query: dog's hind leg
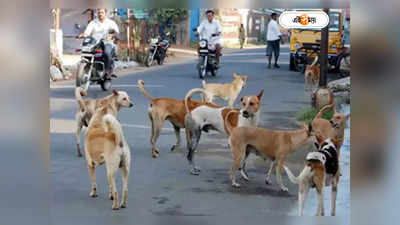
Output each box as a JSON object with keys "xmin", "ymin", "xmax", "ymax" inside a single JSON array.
[
  {"xmin": 106, "ymin": 163, "xmax": 119, "ymax": 210},
  {"xmin": 265, "ymin": 159, "xmax": 275, "ymax": 184},
  {"xmin": 170, "ymin": 124, "xmax": 181, "ymax": 151},
  {"xmin": 87, "ymin": 163, "xmax": 97, "ymax": 197},
  {"xmin": 149, "ymin": 113, "xmax": 163, "ymax": 158},
  {"xmin": 316, "ymin": 185, "xmax": 325, "ymax": 216},
  {"xmin": 298, "ymin": 183, "xmax": 310, "ymax": 216},
  {"xmin": 76, "ymin": 115, "xmax": 83, "ymax": 157},
  {"xmin": 120, "ymin": 157, "xmax": 130, "ymax": 208},
  {"xmin": 331, "ymin": 173, "xmax": 339, "ymax": 216},
  {"xmin": 186, "ymin": 126, "xmax": 202, "ymax": 175}
]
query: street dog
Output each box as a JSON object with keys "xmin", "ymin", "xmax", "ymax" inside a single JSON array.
[
  {"xmin": 84, "ymin": 90, "xmax": 133, "ymax": 210},
  {"xmin": 311, "ymin": 103, "xmax": 350, "ymax": 154},
  {"xmin": 226, "ymin": 120, "xmax": 311, "ymax": 192},
  {"xmin": 305, "ymin": 56, "xmax": 320, "ymax": 91},
  {"xmin": 138, "ymin": 80, "xmax": 215, "ymax": 158},
  {"xmin": 184, "ymin": 88, "xmax": 263, "ymax": 175},
  {"xmin": 284, "ymin": 136, "xmax": 341, "ymax": 216},
  {"xmin": 202, "ymin": 72, "xmax": 248, "ymax": 108},
  {"xmin": 75, "ymin": 88, "xmax": 133, "ymax": 157}
]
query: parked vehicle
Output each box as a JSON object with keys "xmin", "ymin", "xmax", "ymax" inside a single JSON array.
[
  {"xmin": 193, "ymin": 29, "xmax": 219, "ymax": 79},
  {"xmin": 75, "ymin": 30, "xmax": 117, "ymax": 91},
  {"xmin": 289, "ymin": 9, "xmax": 350, "ymax": 74},
  {"xmin": 145, "ymin": 33, "xmax": 170, "ymax": 67}
]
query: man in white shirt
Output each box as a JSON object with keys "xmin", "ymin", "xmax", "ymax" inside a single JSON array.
[
  {"xmin": 197, "ymin": 10, "xmax": 222, "ymax": 66},
  {"xmin": 78, "ymin": 9, "xmax": 120, "ymax": 78},
  {"xmin": 266, "ymin": 13, "xmax": 282, "ymax": 69}
]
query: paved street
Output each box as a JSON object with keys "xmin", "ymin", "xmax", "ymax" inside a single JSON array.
[{"xmin": 50, "ymin": 46, "xmax": 350, "ymax": 222}]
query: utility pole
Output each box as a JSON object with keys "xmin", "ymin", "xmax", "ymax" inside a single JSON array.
[
  {"xmin": 319, "ymin": 8, "xmax": 329, "ymax": 87},
  {"xmin": 313, "ymin": 8, "xmax": 334, "ymax": 110},
  {"xmin": 126, "ymin": 8, "xmax": 130, "ymax": 61}
]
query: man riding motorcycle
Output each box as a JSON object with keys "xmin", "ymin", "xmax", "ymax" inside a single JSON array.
[
  {"xmin": 78, "ymin": 8, "xmax": 120, "ymax": 79},
  {"xmin": 196, "ymin": 9, "xmax": 222, "ymax": 66}
]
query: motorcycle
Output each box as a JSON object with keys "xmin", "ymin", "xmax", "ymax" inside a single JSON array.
[
  {"xmin": 145, "ymin": 33, "xmax": 170, "ymax": 67},
  {"xmin": 193, "ymin": 29, "xmax": 220, "ymax": 79},
  {"xmin": 75, "ymin": 29, "xmax": 117, "ymax": 91}
]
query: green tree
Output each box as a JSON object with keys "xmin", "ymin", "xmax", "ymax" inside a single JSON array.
[{"xmin": 148, "ymin": 8, "xmax": 188, "ymax": 25}]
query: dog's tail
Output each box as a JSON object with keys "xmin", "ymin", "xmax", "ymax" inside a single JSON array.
[
  {"xmin": 137, "ymin": 80, "xmax": 153, "ymax": 101},
  {"xmin": 75, "ymin": 87, "xmax": 88, "ymax": 111},
  {"xmin": 311, "ymin": 56, "xmax": 319, "ymax": 66},
  {"xmin": 315, "ymin": 103, "xmax": 334, "ymax": 119},
  {"xmin": 102, "ymin": 114, "xmax": 125, "ymax": 148},
  {"xmin": 283, "ymin": 165, "xmax": 312, "ymax": 184},
  {"xmin": 184, "ymin": 88, "xmax": 207, "ymax": 114},
  {"xmin": 224, "ymin": 110, "xmax": 236, "ymax": 136}
]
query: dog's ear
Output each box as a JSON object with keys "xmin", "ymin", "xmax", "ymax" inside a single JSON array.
[
  {"xmin": 232, "ymin": 72, "xmax": 238, "ymax": 78},
  {"xmin": 240, "ymin": 97, "xmax": 243, "ymax": 103},
  {"xmin": 112, "ymin": 89, "xmax": 119, "ymax": 96},
  {"xmin": 242, "ymin": 76, "xmax": 248, "ymax": 82},
  {"xmin": 257, "ymin": 90, "xmax": 264, "ymax": 101}
]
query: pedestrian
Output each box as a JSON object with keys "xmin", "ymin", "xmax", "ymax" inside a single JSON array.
[
  {"xmin": 238, "ymin": 23, "xmax": 246, "ymax": 49},
  {"xmin": 266, "ymin": 13, "xmax": 282, "ymax": 69}
]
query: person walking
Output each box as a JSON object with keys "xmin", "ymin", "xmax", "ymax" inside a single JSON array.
[
  {"xmin": 266, "ymin": 13, "xmax": 282, "ymax": 69},
  {"xmin": 238, "ymin": 24, "xmax": 246, "ymax": 49}
]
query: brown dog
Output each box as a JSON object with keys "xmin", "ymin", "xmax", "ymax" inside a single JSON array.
[
  {"xmin": 202, "ymin": 73, "xmax": 248, "ymax": 108},
  {"xmin": 84, "ymin": 90, "xmax": 133, "ymax": 210},
  {"xmin": 226, "ymin": 119, "xmax": 312, "ymax": 191},
  {"xmin": 305, "ymin": 56, "xmax": 320, "ymax": 91},
  {"xmin": 75, "ymin": 88, "xmax": 132, "ymax": 157},
  {"xmin": 311, "ymin": 103, "xmax": 350, "ymax": 154},
  {"xmin": 137, "ymin": 80, "xmax": 214, "ymax": 158},
  {"xmin": 284, "ymin": 135, "xmax": 342, "ymax": 216}
]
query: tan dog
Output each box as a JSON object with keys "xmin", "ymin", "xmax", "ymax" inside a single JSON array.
[
  {"xmin": 284, "ymin": 136, "xmax": 341, "ymax": 216},
  {"xmin": 311, "ymin": 103, "xmax": 350, "ymax": 154},
  {"xmin": 226, "ymin": 121, "xmax": 311, "ymax": 191},
  {"xmin": 184, "ymin": 88, "xmax": 263, "ymax": 175},
  {"xmin": 84, "ymin": 90, "xmax": 133, "ymax": 210},
  {"xmin": 137, "ymin": 80, "xmax": 213, "ymax": 158},
  {"xmin": 75, "ymin": 88, "xmax": 132, "ymax": 157},
  {"xmin": 202, "ymin": 72, "xmax": 248, "ymax": 108},
  {"xmin": 305, "ymin": 56, "xmax": 320, "ymax": 91}
]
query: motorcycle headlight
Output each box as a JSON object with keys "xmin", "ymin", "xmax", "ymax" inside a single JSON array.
[
  {"xmin": 294, "ymin": 42, "xmax": 301, "ymax": 49},
  {"xmin": 199, "ymin": 40, "xmax": 207, "ymax": 48}
]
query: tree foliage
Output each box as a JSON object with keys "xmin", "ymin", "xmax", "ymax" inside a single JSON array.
[{"xmin": 148, "ymin": 8, "xmax": 188, "ymax": 25}]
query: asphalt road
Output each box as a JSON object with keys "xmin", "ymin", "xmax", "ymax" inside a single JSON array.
[{"xmin": 50, "ymin": 46, "xmax": 350, "ymax": 223}]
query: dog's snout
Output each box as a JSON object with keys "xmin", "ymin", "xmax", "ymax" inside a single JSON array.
[{"xmin": 242, "ymin": 111, "xmax": 249, "ymax": 118}]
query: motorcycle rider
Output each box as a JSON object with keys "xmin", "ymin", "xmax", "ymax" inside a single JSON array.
[
  {"xmin": 196, "ymin": 9, "xmax": 222, "ymax": 66},
  {"xmin": 78, "ymin": 8, "xmax": 120, "ymax": 78}
]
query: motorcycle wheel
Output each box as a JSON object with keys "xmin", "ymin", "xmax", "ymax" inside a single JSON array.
[
  {"xmin": 145, "ymin": 53, "xmax": 154, "ymax": 67},
  {"xmin": 100, "ymin": 79, "xmax": 112, "ymax": 91},
  {"xmin": 75, "ymin": 62, "xmax": 90, "ymax": 91}
]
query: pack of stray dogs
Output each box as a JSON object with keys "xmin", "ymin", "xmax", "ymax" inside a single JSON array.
[{"xmin": 74, "ymin": 72, "xmax": 349, "ymax": 215}]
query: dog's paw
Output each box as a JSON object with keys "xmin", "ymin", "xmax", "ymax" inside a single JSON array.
[
  {"xmin": 120, "ymin": 203, "xmax": 127, "ymax": 208},
  {"xmin": 190, "ymin": 169, "xmax": 200, "ymax": 175},
  {"xmin": 152, "ymin": 152, "xmax": 159, "ymax": 158},
  {"xmin": 265, "ymin": 178, "xmax": 271, "ymax": 185},
  {"xmin": 112, "ymin": 205, "xmax": 120, "ymax": 210},
  {"xmin": 89, "ymin": 192, "xmax": 98, "ymax": 198},
  {"xmin": 232, "ymin": 182, "xmax": 241, "ymax": 188},
  {"xmin": 170, "ymin": 145, "xmax": 180, "ymax": 151},
  {"xmin": 280, "ymin": 186, "xmax": 289, "ymax": 192}
]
